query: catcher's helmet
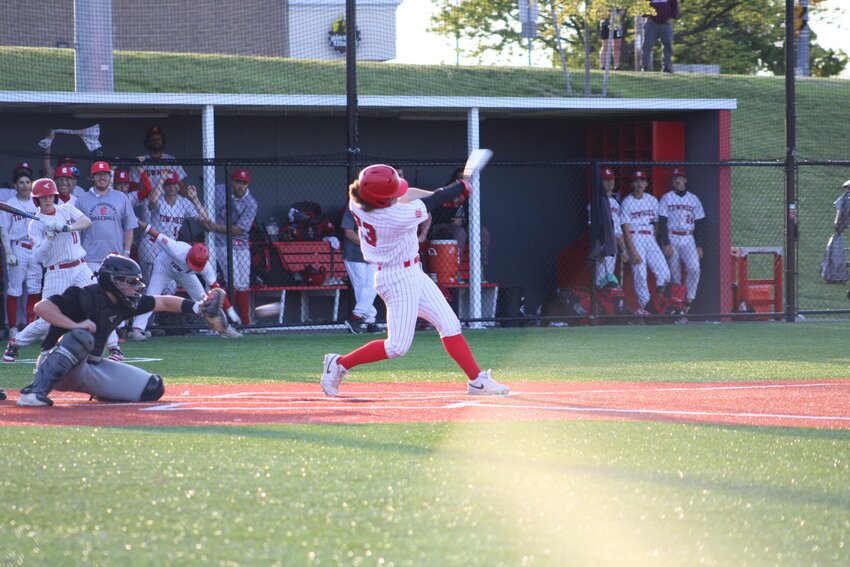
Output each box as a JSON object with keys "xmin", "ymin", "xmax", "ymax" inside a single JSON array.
[
  {"xmin": 357, "ymin": 164, "xmax": 408, "ymax": 209},
  {"xmin": 31, "ymin": 178, "xmax": 60, "ymax": 207},
  {"xmin": 186, "ymin": 243, "xmax": 209, "ymax": 273},
  {"xmin": 97, "ymin": 254, "xmax": 146, "ymax": 309}
]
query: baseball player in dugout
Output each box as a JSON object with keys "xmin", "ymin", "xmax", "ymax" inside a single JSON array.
[
  {"xmin": 129, "ymin": 220, "xmax": 242, "ymax": 340},
  {"xmin": 4, "ymin": 179, "xmax": 92, "ymax": 363},
  {"xmin": 16, "ymin": 253, "xmax": 232, "ymax": 407},
  {"xmin": 658, "ymin": 168, "xmax": 705, "ymax": 313},
  {"xmin": 1, "ymin": 168, "xmax": 42, "ymax": 336},
  {"xmin": 201, "ymin": 168, "xmax": 257, "ymax": 326},
  {"xmin": 620, "ymin": 169, "xmax": 671, "ymax": 314},
  {"xmin": 592, "ymin": 167, "xmax": 631, "ymax": 286},
  {"xmin": 321, "ymin": 164, "xmax": 509, "ymax": 397}
]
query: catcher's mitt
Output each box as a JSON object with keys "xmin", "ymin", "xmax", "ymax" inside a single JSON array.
[{"xmin": 199, "ymin": 288, "xmax": 228, "ymax": 333}]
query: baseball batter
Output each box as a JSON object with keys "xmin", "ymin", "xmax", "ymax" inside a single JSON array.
[
  {"xmin": 0, "ymin": 171, "xmax": 42, "ymax": 335},
  {"xmin": 3, "ymin": 179, "xmax": 93, "ymax": 363},
  {"xmin": 130, "ymin": 221, "xmax": 241, "ymax": 339},
  {"xmin": 620, "ymin": 170, "xmax": 670, "ymax": 313},
  {"xmin": 16, "ymin": 254, "xmax": 227, "ymax": 407},
  {"xmin": 658, "ymin": 168, "xmax": 705, "ymax": 308},
  {"xmin": 321, "ymin": 164, "xmax": 509, "ymax": 397}
]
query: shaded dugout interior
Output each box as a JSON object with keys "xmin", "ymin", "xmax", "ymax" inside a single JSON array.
[{"xmin": 0, "ymin": 99, "xmax": 733, "ymax": 319}]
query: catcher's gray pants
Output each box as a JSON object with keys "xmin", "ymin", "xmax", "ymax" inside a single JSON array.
[{"xmin": 49, "ymin": 357, "xmax": 159, "ymax": 402}]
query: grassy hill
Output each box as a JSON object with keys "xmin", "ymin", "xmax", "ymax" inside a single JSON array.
[{"xmin": 1, "ymin": 47, "xmax": 849, "ymax": 310}]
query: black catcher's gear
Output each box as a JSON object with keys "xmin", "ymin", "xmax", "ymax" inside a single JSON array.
[{"xmin": 97, "ymin": 254, "xmax": 146, "ymax": 309}]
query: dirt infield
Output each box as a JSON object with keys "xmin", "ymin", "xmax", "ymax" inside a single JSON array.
[{"xmin": 3, "ymin": 379, "xmax": 850, "ymax": 429}]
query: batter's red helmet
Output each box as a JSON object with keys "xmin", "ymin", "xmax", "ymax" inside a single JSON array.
[
  {"xmin": 357, "ymin": 164, "xmax": 408, "ymax": 209},
  {"xmin": 186, "ymin": 243, "xmax": 209, "ymax": 272},
  {"xmin": 32, "ymin": 177, "xmax": 60, "ymax": 207}
]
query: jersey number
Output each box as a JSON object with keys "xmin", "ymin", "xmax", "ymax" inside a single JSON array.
[{"xmin": 351, "ymin": 212, "xmax": 377, "ymax": 246}]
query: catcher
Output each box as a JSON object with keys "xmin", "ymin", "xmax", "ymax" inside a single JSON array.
[{"xmin": 17, "ymin": 254, "xmax": 231, "ymax": 407}]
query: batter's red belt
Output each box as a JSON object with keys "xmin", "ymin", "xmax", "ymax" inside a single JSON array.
[
  {"xmin": 48, "ymin": 258, "xmax": 84, "ymax": 271},
  {"xmin": 13, "ymin": 239, "xmax": 33, "ymax": 249},
  {"xmin": 377, "ymin": 255, "xmax": 420, "ymax": 271},
  {"xmin": 671, "ymin": 230, "xmax": 692, "ymax": 236},
  {"xmin": 630, "ymin": 230, "xmax": 653, "ymax": 235}
]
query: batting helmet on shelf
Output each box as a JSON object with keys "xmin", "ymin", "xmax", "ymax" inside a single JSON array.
[
  {"xmin": 357, "ymin": 164, "xmax": 408, "ymax": 209},
  {"xmin": 186, "ymin": 243, "xmax": 209, "ymax": 273},
  {"xmin": 31, "ymin": 178, "xmax": 60, "ymax": 207}
]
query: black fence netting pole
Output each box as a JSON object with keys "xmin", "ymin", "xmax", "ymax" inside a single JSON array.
[{"xmin": 784, "ymin": 0, "xmax": 798, "ymax": 322}]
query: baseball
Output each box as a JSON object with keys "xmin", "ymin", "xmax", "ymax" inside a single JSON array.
[{"xmin": 254, "ymin": 302, "xmax": 281, "ymax": 317}]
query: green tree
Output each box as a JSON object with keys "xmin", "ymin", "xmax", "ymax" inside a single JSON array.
[{"xmin": 430, "ymin": 0, "xmax": 847, "ymax": 77}]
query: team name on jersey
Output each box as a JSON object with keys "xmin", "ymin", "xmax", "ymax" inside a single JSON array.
[
  {"xmin": 626, "ymin": 209, "xmax": 656, "ymax": 219},
  {"xmin": 666, "ymin": 203, "xmax": 696, "ymax": 213}
]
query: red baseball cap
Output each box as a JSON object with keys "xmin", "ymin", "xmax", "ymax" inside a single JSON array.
[
  {"xmin": 231, "ymin": 168, "xmax": 251, "ymax": 183},
  {"xmin": 601, "ymin": 167, "xmax": 616, "ymax": 180},
  {"xmin": 186, "ymin": 243, "xmax": 209, "ymax": 272},
  {"xmin": 57, "ymin": 155, "xmax": 77, "ymax": 166},
  {"xmin": 54, "ymin": 165, "xmax": 76, "ymax": 179},
  {"xmin": 631, "ymin": 170, "xmax": 648, "ymax": 180},
  {"xmin": 13, "ymin": 161, "xmax": 34, "ymax": 175},
  {"xmin": 91, "ymin": 161, "xmax": 111, "ymax": 175},
  {"xmin": 146, "ymin": 126, "xmax": 164, "ymax": 137},
  {"xmin": 164, "ymin": 170, "xmax": 181, "ymax": 184},
  {"xmin": 114, "ymin": 169, "xmax": 131, "ymax": 184},
  {"xmin": 671, "ymin": 167, "xmax": 687, "ymax": 178}
]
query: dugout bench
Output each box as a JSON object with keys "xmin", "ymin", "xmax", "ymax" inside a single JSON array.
[{"xmin": 249, "ymin": 241, "xmax": 348, "ymax": 324}]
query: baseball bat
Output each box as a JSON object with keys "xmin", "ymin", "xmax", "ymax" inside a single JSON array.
[
  {"xmin": 0, "ymin": 201, "xmax": 43, "ymax": 223},
  {"xmin": 462, "ymin": 148, "xmax": 493, "ymax": 180}
]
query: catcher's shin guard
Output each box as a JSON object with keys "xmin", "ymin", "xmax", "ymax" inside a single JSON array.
[
  {"xmin": 24, "ymin": 328, "xmax": 94, "ymax": 398},
  {"xmin": 140, "ymin": 374, "xmax": 165, "ymax": 402}
]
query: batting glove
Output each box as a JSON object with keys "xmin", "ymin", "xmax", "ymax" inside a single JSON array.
[{"xmin": 5, "ymin": 251, "xmax": 17, "ymax": 266}]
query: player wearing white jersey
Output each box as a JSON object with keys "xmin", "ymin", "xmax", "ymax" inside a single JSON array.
[
  {"xmin": 0, "ymin": 171, "xmax": 42, "ymax": 336},
  {"xmin": 53, "ymin": 165, "xmax": 79, "ymax": 208},
  {"xmin": 320, "ymin": 164, "xmax": 509, "ymax": 397},
  {"xmin": 3, "ymin": 179, "xmax": 93, "ymax": 362},
  {"xmin": 658, "ymin": 168, "xmax": 705, "ymax": 309},
  {"xmin": 129, "ymin": 221, "xmax": 241, "ymax": 340},
  {"xmin": 620, "ymin": 170, "xmax": 670, "ymax": 314},
  {"xmin": 149, "ymin": 171, "xmax": 208, "ymax": 240}
]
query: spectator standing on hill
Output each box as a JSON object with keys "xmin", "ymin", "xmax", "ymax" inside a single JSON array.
[
  {"xmin": 642, "ymin": 0, "xmax": 679, "ymax": 73},
  {"xmin": 599, "ymin": 7, "xmax": 626, "ymax": 70},
  {"xmin": 202, "ymin": 168, "xmax": 257, "ymax": 326}
]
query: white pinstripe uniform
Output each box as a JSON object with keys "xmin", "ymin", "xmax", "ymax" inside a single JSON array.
[
  {"xmin": 0, "ymin": 195, "xmax": 42, "ymax": 296},
  {"xmin": 132, "ymin": 233, "xmax": 217, "ymax": 331},
  {"xmin": 659, "ymin": 190, "xmax": 705, "ymax": 302},
  {"xmin": 13, "ymin": 204, "xmax": 95, "ymax": 346},
  {"xmin": 351, "ymin": 197, "xmax": 461, "ymax": 359},
  {"xmin": 621, "ymin": 192, "xmax": 670, "ymax": 308}
]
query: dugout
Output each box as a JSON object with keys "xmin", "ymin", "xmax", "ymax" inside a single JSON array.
[{"xmin": 0, "ymin": 93, "xmax": 735, "ymax": 321}]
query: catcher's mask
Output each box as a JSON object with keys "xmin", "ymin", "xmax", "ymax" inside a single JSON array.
[
  {"xmin": 357, "ymin": 164, "xmax": 408, "ymax": 208},
  {"xmin": 98, "ymin": 254, "xmax": 146, "ymax": 309}
]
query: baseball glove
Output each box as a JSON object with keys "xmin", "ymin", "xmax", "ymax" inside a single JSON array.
[{"xmin": 199, "ymin": 288, "xmax": 228, "ymax": 333}]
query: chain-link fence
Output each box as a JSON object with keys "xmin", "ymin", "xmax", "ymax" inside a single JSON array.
[{"xmin": 0, "ymin": 1, "xmax": 849, "ymax": 337}]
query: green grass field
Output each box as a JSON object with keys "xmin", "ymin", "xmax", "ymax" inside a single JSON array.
[{"xmin": 3, "ymin": 324, "xmax": 850, "ymax": 565}]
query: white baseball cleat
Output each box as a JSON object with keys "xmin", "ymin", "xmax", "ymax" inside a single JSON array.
[
  {"xmin": 321, "ymin": 353, "xmax": 349, "ymax": 397},
  {"xmin": 467, "ymin": 369, "xmax": 510, "ymax": 396},
  {"xmin": 219, "ymin": 325, "xmax": 243, "ymax": 339},
  {"xmin": 127, "ymin": 328, "xmax": 149, "ymax": 342}
]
